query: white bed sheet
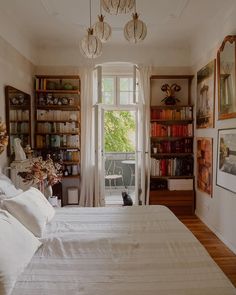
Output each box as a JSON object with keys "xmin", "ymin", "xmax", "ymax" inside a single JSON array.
[{"xmin": 12, "ymin": 205, "xmax": 236, "ymax": 295}]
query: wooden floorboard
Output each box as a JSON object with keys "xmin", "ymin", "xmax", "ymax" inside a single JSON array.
[{"xmin": 179, "ymin": 215, "xmax": 236, "ymax": 288}]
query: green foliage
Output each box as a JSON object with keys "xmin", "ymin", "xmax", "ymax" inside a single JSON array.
[{"xmin": 104, "ymin": 111, "xmax": 135, "ymax": 152}]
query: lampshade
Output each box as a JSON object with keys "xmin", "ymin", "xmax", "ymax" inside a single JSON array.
[
  {"xmin": 124, "ymin": 13, "xmax": 147, "ymax": 43},
  {"xmin": 80, "ymin": 28, "xmax": 102, "ymax": 59},
  {"xmin": 101, "ymin": 0, "xmax": 135, "ymax": 15},
  {"xmin": 93, "ymin": 15, "xmax": 112, "ymax": 43}
]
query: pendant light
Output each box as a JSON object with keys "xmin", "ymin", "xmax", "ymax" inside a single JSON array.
[
  {"xmin": 101, "ymin": 0, "xmax": 135, "ymax": 15},
  {"xmin": 80, "ymin": 0, "xmax": 102, "ymax": 58},
  {"xmin": 124, "ymin": 1, "xmax": 147, "ymax": 43},
  {"xmin": 93, "ymin": 1, "xmax": 112, "ymax": 43}
]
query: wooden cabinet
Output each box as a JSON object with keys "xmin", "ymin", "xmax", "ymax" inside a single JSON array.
[
  {"xmin": 34, "ymin": 75, "xmax": 81, "ymax": 205},
  {"xmin": 5, "ymin": 86, "xmax": 32, "ymax": 159},
  {"xmin": 149, "ymin": 75, "xmax": 195, "ymax": 215}
]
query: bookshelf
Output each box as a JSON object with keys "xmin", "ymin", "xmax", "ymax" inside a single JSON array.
[
  {"xmin": 149, "ymin": 75, "xmax": 195, "ymax": 215},
  {"xmin": 34, "ymin": 75, "xmax": 81, "ymax": 205},
  {"xmin": 5, "ymin": 86, "xmax": 31, "ymax": 158}
]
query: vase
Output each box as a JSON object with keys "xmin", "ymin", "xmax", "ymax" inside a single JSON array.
[{"xmin": 44, "ymin": 185, "xmax": 53, "ymax": 199}]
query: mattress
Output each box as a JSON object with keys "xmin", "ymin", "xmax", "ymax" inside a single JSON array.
[{"xmin": 12, "ymin": 205, "xmax": 236, "ymax": 295}]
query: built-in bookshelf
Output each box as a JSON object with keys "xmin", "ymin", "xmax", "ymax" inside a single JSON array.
[
  {"xmin": 149, "ymin": 75, "xmax": 195, "ymax": 216},
  {"xmin": 5, "ymin": 86, "xmax": 31, "ymax": 158},
  {"xmin": 34, "ymin": 75, "xmax": 81, "ymax": 205}
]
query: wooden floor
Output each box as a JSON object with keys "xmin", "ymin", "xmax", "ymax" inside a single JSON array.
[{"xmin": 179, "ymin": 215, "xmax": 236, "ymax": 288}]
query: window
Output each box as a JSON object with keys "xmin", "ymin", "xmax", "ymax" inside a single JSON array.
[{"xmin": 102, "ymin": 75, "xmax": 137, "ymax": 106}]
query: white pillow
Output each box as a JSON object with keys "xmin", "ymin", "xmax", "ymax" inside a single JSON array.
[
  {"xmin": 0, "ymin": 176, "xmax": 23, "ymax": 197},
  {"xmin": 2, "ymin": 187, "xmax": 55, "ymax": 237},
  {"xmin": 0, "ymin": 209, "xmax": 41, "ymax": 295}
]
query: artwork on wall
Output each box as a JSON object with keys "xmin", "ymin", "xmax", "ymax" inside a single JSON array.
[
  {"xmin": 217, "ymin": 128, "xmax": 236, "ymax": 193},
  {"xmin": 197, "ymin": 137, "xmax": 213, "ymax": 196},
  {"xmin": 217, "ymin": 35, "xmax": 236, "ymax": 120},
  {"xmin": 196, "ymin": 60, "xmax": 215, "ymax": 128}
]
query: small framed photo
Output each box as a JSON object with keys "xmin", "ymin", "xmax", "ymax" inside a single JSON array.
[
  {"xmin": 196, "ymin": 60, "xmax": 215, "ymax": 128},
  {"xmin": 216, "ymin": 128, "xmax": 236, "ymax": 193},
  {"xmin": 197, "ymin": 137, "xmax": 213, "ymax": 196}
]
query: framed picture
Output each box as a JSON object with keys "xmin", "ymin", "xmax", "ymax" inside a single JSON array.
[
  {"xmin": 216, "ymin": 128, "xmax": 236, "ymax": 193},
  {"xmin": 217, "ymin": 35, "xmax": 236, "ymax": 120},
  {"xmin": 196, "ymin": 60, "xmax": 215, "ymax": 128},
  {"xmin": 197, "ymin": 137, "xmax": 213, "ymax": 196}
]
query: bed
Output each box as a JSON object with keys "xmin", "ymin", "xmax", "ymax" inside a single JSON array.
[{"xmin": 12, "ymin": 205, "xmax": 236, "ymax": 295}]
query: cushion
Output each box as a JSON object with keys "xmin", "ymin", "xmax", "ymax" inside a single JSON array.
[
  {"xmin": 2, "ymin": 187, "xmax": 55, "ymax": 237},
  {"xmin": 0, "ymin": 209, "xmax": 41, "ymax": 295},
  {"xmin": 0, "ymin": 174, "xmax": 23, "ymax": 197}
]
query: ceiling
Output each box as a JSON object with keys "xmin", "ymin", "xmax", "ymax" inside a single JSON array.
[{"xmin": 0, "ymin": 0, "xmax": 234, "ymax": 50}]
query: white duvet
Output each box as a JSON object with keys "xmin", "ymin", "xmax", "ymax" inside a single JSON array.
[{"xmin": 12, "ymin": 205, "xmax": 236, "ymax": 295}]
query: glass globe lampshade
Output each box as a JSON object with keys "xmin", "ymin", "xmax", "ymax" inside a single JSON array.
[
  {"xmin": 80, "ymin": 28, "xmax": 102, "ymax": 58},
  {"xmin": 124, "ymin": 13, "xmax": 147, "ymax": 43},
  {"xmin": 93, "ymin": 15, "xmax": 112, "ymax": 43},
  {"xmin": 101, "ymin": 0, "xmax": 135, "ymax": 15}
]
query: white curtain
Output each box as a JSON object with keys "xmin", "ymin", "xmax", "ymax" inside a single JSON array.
[
  {"xmin": 137, "ymin": 65, "xmax": 152, "ymax": 205},
  {"xmin": 79, "ymin": 67, "xmax": 96, "ymax": 206}
]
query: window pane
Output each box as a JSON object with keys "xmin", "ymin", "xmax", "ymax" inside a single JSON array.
[
  {"xmin": 102, "ymin": 77, "xmax": 115, "ymax": 104},
  {"xmin": 103, "ymin": 92, "xmax": 113, "ymax": 105},
  {"xmin": 120, "ymin": 78, "xmax": 133, "ymax": 91},
  {"xmin": 120, "ymin": 91, "xmax": 133, "ymax": 105}
]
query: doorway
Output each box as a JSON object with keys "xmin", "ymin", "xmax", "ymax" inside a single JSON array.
[{"xmin": 103, "ymin": 109, "xmax": 136, "ymax": 206}]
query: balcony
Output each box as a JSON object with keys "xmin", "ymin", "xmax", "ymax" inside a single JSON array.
[{"xmin": 104, "ymin": 152, "xmax": 135, "ymax": 206}]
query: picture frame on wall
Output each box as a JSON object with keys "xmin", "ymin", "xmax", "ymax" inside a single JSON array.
[
  {"xmin": 216, "ymin": 128, "xmax": 236, "ymax": 193},
  {"xmin": 197, "ymin": 137, "xmax": 213, "ymax": 196},
  {"xmin": 196, "ymin": 60, "xmax": 215, "ymax": 128}
]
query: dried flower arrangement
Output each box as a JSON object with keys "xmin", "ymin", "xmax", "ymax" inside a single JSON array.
[
  {"xmin": 0, "ymin": 120, "xmax": 8, "ymax": 155},
  {"xmin": 18, "ymin": 156, "xmax": 62, "ymax": 186}
]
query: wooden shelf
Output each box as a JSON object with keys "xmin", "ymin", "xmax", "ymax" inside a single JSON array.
[
  {"xmin": 9, "ymin": 105, "xmax": 30, "ymax": 110},
  {"xmin": 10, "ymin": 133, "xmax": 29, "ymax": 135},
  {"xmin": 150, "ymin": 119, "xmax": 193, "ymax": 123},
  {"xmin": 37, "ymin": 120, "xmax": 78, "ymax": 123},
  {"xmin": 151, "ymin": 136, "xmax": 193, "ymax": 140},
  {"xmin": 34, "ymin": 147, "xmax": 80, "ymax": 150},
  {"xmin": 10, "ymin": 120, "xmax": 29, "ymax": 123},
  {"xmin": 36, "ymin": 89, "xmax": 80, "ymax": 94},
  {"xmin": 63, "ymin": 161, "xmax": 80, "ymax": 164},
  {"xmin": 35, "ymin": 132, "xmax": 79, "ymax": 135},
  {"xmin": 35, "ymin": 75, "xmax": 80, "ymax": 79},
  {"xmin": 151, "ymin": 153, "xmax": 193, "ymax": 157},
  {"xmin": 150, "ymin": 105, "xmax": 193, "ymax": 109},
  {"xmin": 36, "ymin": 105, "xmax": 80, "ymax": 111},
  {"xmin": 150, "ymin": 175, "xmax": 194, "ymax": 179},
  {"xmin": 62, "ymin": 175, "xmax": 80, "ymax": 179}
]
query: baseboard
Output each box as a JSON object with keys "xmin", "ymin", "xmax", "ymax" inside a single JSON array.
[{"xmin": 195, "ymin": 210, "xmax": 236, "ymax": 255}]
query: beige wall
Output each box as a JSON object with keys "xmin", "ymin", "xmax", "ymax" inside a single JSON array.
[{"xmin": 0, "ymin": 36, "xmax": 34, "ymax": 170}]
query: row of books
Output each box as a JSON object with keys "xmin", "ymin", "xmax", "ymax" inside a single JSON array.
[
  {"xmin": 151, "ymin": 123, "xmax": 192, "ymax": 137},
  {"xmin": 151, "ymin": 107, "xmax": 192, "ymax": 120},
  {"xmin": 36, "ymin": 135, "xmax": 80, "ymax": 149},
  {"xmin": 37, "ymin": 110, "xmax": 79, "ymax": 121},
  {"xmin": 10, "ymin": 122, "xmax": 29, "ymax": 134},
  {"xmin": 10, "ymin": 110, "xmax": 29, "ymax": 121},
  {"xmin": 37, "ymin": 122, "xmax": 79, "ymax": 134},
  {"xmin": 60, "ymin": 150, "xmax": 80, "ymax": 162},
  {"xmin": 152, "ymin": 138, "xmax": 193, "ymax": 154},
  {"xmin": 150, "ymin": 157, "xmax": 193, "ymax": 177}
]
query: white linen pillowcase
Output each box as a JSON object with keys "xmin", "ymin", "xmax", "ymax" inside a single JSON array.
[
  {"xmin": 0, "ymin": 173, "xmax": 22, "ymax": 197},
  {"xmin": 3, "ymin": 187, "xmax": 55, "ymax": 237},
  {"xmin": 0, "ymin": 209, "xmax": 41, "ymax": 295}
]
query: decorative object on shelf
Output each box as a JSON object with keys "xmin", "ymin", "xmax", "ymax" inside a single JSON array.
[
  {"xmin": 24, "ymin": 144, "xmax": 33, "ymax": 159},
  {"xmin": 216, "ymin": 128, "xmax": 236, "ymax": 193},
  {"xmin": 217, "ymin": 35, "xmax": 236, "ymax": 120},
  {"xmin": 197, "ymin": 137, "xmax": 213, "ymax": 196},
  {"xmin": 14, "ymin": 138, "xmax": 27, "ymax": 161},
  {"xmin": 0, "ymin": 119, "xmax": 8, "ymax": 155},
  {"xmin": 160, "ymin": 83, "xmax": 181, "ymax": 105},
  {"xmin": 63, "ymin": 83, "xmax": 73, "ymax": 90},
  {"xmin": 17, "ymin": 156, "xmax": 62, "ymax": 197},
  {"xmin": 80, "ymin": 0, "xmax": 102, "ymax": 59},
  {"xmin": 101, "ymin": 0, "xmax": 135, "ymax": 15},
  {"xmin": 124, "ymin": 1, "xmax": 147, "ymax": 43},
  {"xmin": 196, "ymin": 60, "xmax": 215, "ymax": 128}
]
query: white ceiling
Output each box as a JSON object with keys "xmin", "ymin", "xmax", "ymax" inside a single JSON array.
[{"xmin": 0, "ymin": 0, "xmax": 235, "ymax": 51}]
